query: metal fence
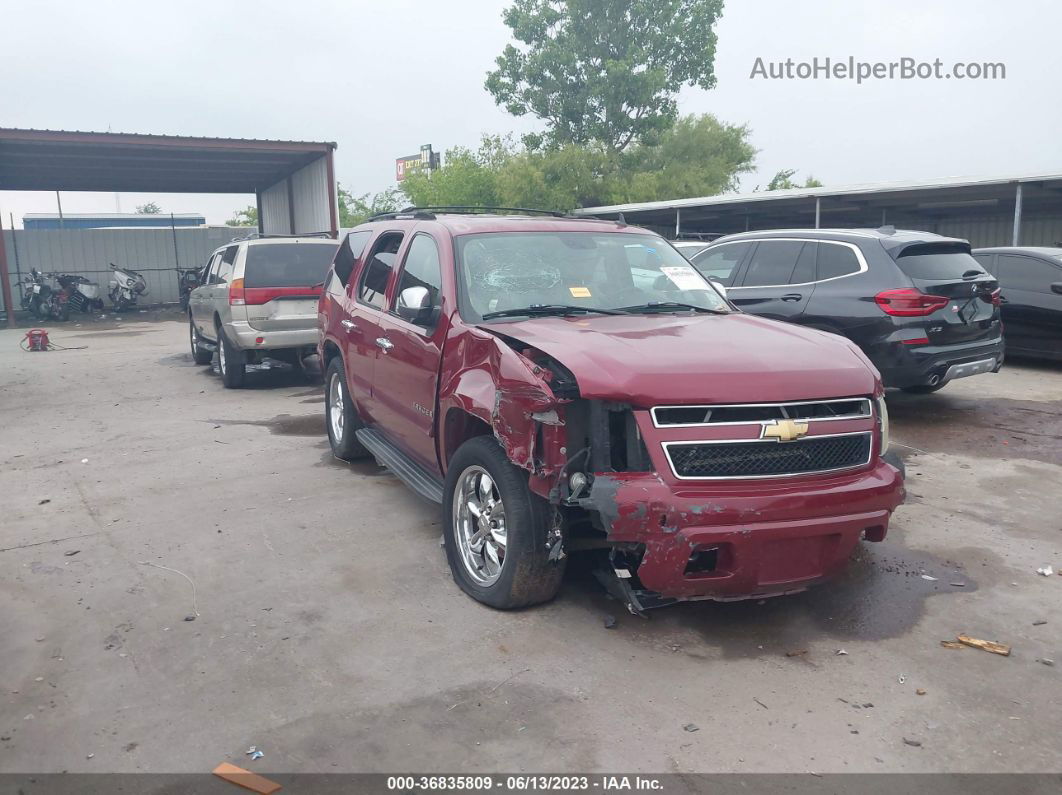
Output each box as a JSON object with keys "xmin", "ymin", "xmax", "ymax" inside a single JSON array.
[{"xmin": 1, "ymin": 226, "xmax": 256, "ymax": 312}]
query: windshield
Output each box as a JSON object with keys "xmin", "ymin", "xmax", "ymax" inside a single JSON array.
[
  {"xmin": 456, "ymin": 232, "xmax": 730, "ymax": 322},
  {"xmin": 244, "ymin": 243, "xmax": 339, "ymax": 288}
]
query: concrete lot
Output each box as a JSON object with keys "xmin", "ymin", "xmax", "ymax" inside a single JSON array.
[{"xmin": 1, "ymin": 310, "xmax": 1060, "ymax": 774}]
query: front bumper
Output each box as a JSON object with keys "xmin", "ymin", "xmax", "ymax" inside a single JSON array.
[
  {"xmin": 587, "ymin": 458, "xmax": 904, "ymax": 601},
  {"xmin": 871, "ymin": 335, "xmax": 1005, "ymax": 389},
  {"xmin": 226, "ymin": 320, "xmax": 318, "ymax": 351}
]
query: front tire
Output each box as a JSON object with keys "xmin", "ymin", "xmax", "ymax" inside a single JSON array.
[
  {"xmin": 325, "ymin": 357, "xmax": 369, "ymax": 460},
  {"xmin": 189, "ymin": 317, "xmax": 212, "ymax": 365},
  {"xmin": 217, "ymin": 325, "xmax": 246, "ymax": 388},
  {"xmin": 443, "ymin": 436, "xmax": 564, "ymax": 609}
]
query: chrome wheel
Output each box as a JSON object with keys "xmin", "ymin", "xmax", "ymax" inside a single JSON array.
[
  {"xmin": 189, "ymin": 321, "xmax": 199, "ymax": 355},
  {"xmin": 328, "ymin": 371, "xmax": 345, "ymax": 441},
  {"xmin": 453, "ymin": 465, "xmax": 507, "ymax": 585}
]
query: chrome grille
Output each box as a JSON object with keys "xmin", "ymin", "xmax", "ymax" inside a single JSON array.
[
  {"xmin": 664, "ymin": 432, "xmax": 873, "ymax": 479},
  {"xmin": 652, "ymin": 398, "xmax": 872, "ymax": 428}
]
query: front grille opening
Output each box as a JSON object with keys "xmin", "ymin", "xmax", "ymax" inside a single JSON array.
[
  {"xmin": 654, "ymin": 399, "xmax": 871, "ymax": 427},
  {"xmin": 684, "ymin": 547, "xmax": 719, "ymax": 575},
  {"xmin": 667, "ymin": 433, "xmax": 872, "ymax": 479}
]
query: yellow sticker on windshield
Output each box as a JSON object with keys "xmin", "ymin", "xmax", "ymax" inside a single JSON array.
[{"xmin": 569, "ymin": 286, "xmax": 592, "ymax": 298}]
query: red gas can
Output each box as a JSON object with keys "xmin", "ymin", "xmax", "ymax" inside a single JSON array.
[{"xmin": 24, "ymin": 328, "xmax": 50, "ymax": 351}]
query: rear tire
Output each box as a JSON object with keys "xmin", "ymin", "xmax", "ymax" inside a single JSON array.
[
  {"xmin": 901, "ymin": 382, "xmax": 947, "ymax": 394},
  {"xmin": 217, "ymin": 325, "xmax": 246, "ymax": 388},
  {"xmin": 189, "ymin": 317, "xmax": 213, "ymax": 365},
  {"xmin": 325, "ymin": 357, "xmax": 369, "ymax": 460},
  {"xmin": 443, "ymin": 436, "xmax": 565, "ymax": 609}
]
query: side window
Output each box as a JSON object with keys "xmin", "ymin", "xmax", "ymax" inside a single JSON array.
[
  {"xmin": 791, "ymin": 242, "xmax": 817, "ymax": 284},
  {"xmin": 816, "ymin": 243, "xmax": 861, "ymax": 281},
  {"xmin": 215, "ymin": 246, "xmax": 238, "ymax": 284},
  {"xmin": 997, "ymin": 255, "xmax": 1061, "ymax": 292},
  {"xmin": 392, "ymin": 234, "xmax": 443, "ymax": 327},
  {"xmin": 204, "ymin": 253, "xmax": 222, "ymax": 284},
  {"xmin": 740, "ymin": 241, "xmax": 804, "ymax": 287},
  {"xmin": 357, "ymin": 232, "xmax": 403, "ymax": 309},
  {"xmin": 691, "ymin": 242, "xmax": 750, "ymax": 287},
  {"xmin": 333, "ymin": 230, "xmax": 372, "ymax": 288}
]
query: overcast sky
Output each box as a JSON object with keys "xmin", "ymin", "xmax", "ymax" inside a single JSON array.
[{"xmin": 1, "ymin": 0, "xmax": 1059, "ymax": 226}]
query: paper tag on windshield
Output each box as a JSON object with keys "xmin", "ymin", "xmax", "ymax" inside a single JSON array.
[
  {"xmin": 660, "ymin": 265, "xmax": 708, "ymax": 291},
  {"xmin": 569, "ymin": 286, "xmax": 592, "ymax": 298}
]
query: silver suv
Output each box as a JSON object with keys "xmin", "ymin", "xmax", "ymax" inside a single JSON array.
[{"xmin": 188, "ymin": 235, "xmax": 339, "ymax": 387}]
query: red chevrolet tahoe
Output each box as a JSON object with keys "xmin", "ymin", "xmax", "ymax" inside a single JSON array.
[{"xmin": 318, "ymin": 209, "xmax": 905, "ymax": 612}]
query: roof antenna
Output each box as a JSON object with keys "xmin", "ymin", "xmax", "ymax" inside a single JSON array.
[{"xmin": 616, "ymin": 213, "xmax": 627, "ymax": 227}]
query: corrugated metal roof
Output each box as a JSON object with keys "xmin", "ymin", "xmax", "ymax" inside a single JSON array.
[
  {"xmin": 0, "ymin": 128, "xmax": 336, "ymax": 148},
  {"xmin": 574, "ymin": 170, "xmax": 1062, "ymax": 215}
]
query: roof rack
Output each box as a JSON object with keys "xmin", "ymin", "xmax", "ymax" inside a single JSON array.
[
  {"xmin": 672, "ymin": 232, "xmax": 723, "ymax": 242},
  {"xmin": 367, "ymin": 206, "xmax": 572, "ymax": 222},
  {"xmin": 229, "ymin": 230, "xmax": 334, "ymax": 242}
]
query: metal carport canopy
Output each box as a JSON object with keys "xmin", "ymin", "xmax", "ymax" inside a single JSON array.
[{"xmin": 0, "ymin": 127, "xmax": 339, "ymax": 327}]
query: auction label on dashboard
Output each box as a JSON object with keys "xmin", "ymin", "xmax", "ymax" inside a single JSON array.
[{"xmin": 387, "ymin": 775, "xmax": 665, "ymax": 791}]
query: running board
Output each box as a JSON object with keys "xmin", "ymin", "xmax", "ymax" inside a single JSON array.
[{"xmin": 355, "ymin": 428, "xmax": 445, "ymax": 504}]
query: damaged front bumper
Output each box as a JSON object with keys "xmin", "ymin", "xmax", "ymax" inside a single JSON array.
[{"xmin": 584, "ymin": 459, "xmax": 905, "ymax": 602}]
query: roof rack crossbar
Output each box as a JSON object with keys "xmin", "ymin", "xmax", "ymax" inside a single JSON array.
[
  {"xmin": 368, "ymin": 206, "xmax": 572, "ymax": 222},
  {"xmin": 229, "ymin": 231, "xmax": 334, "ymax": 242}
]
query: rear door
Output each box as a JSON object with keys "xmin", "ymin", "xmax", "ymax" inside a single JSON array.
[
  {"xmin": 242, "ymin": 241, "xmax": 339, "ymax": 332},
  {"xmin": 373, "ymin": 231, "xmax": 448, "ymax": 469},
  {"xmin": 343, "ymin": 231, "xmax": 405, "ymax": 422},
  {"xmin": 727, "ymin": 239, "xmax": 815, "ymax": 321},
  {"xmin": 994, "ymin": 253, "xmax": 1062, "ymax": 356},
  {"xmin": 891, "ymin": 243, "xmax": 1000, "ymax": 346}
]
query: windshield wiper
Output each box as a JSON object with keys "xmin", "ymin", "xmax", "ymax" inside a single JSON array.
[
  {"xmin": 481, "ymin": 304, "xmax": 625, "ymax": 320},
  {"xmin": 615, "ymin": 301, "xmax": 728, "ymax": 315}
]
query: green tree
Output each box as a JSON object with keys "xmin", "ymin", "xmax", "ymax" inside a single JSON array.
[
  {"xmin": 486, "ymin": 0, "xmax": 724, "ymax": 154},
  {"xmin": 225, "ymin": 205, "xmax": 258, "ymax": 227},
  {"xmin": 611, "ymin": 114, "xmax": 756, "ymax": 203},
  {"xmin": 764, "ymin": 169, "xmax": 823, "ymax": 191},
  {"xmin": 338, "ymin": 184, "xmax": 402, "ymax": 226},
  {"xmin": 136, "ymin": 202, "xmax": 161, "ymax": 214}
]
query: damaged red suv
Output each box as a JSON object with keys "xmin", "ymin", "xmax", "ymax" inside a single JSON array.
[{"xmin": 318, "ymin": 209, "xmax": 904, "ymax": 612}]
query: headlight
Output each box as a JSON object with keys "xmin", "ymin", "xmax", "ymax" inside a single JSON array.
[{"xmin": 876, "ymin": 395, "xmax": 890, "ymax": 454}]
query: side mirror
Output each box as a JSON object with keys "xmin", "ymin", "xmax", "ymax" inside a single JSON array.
[
  {"xmin": 396, "ymin": 285, "xmax": 437, "ymax": 326},
  {"xmin": 1051, "ymin": 282, "xmax": 1062, "ymax": 296}
]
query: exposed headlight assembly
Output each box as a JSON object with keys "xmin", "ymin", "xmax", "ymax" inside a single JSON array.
[{"xmin": 876, "ymin": 395, "xmax": 890, "ymax": 454}]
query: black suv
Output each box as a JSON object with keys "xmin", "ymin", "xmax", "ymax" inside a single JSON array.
[
  {"xmin": 689, "ymin": 228, "xmax": 1004, "ymax": 393},
  {"xmin": 972, "ymin": 247, "xmax": 1062, "ymax": 361}
]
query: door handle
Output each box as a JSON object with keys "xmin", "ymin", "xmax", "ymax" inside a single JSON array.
[
  {"xmin": 375, "ymin": 337, "xmax": 394, "ymax": 352},
  {"xmin": 341, "ymin": 319, "xmax": 357, "ymax": 330},
  {"xmin": 781, "ymin": 293, "xmax": 803, "ymax": 302}
]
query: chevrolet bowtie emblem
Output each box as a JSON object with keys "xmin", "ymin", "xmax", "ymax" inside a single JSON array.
[{"xmin": 761, "ymin": 419, "xmax": 810, "ymax": 442}]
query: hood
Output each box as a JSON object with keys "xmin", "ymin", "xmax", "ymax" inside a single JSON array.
[{"xmin": 480, "ymin": 313, "xmax": 878, "ymax": 406}]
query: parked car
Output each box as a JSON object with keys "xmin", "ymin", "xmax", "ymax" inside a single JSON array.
[
  {"xmin": 972, "ymin": 246, "xmax": 1062, "ymax": 361},
  {"xmin": 188, "ymin": 235, "xmax": 339, "ymax": 387},
  {"xmin": 671, "ymin": 239, "xmax": 715, "ymax": 259},
  {"xmin": 688, "ymin": 228, "xmax": 1004, "ymax": 393},
  {"xmin": 318, "ymin": 209, "xmax": 904, "ymax": 612}
]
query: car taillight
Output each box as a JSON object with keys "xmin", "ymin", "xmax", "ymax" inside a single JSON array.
[
  {"xmin": 229, "ymin": 278, "xmax": 245, "ymax": 306},
  {"xmin": 874, "ymin": 288, "xmax": 949, "ymax": 317}
]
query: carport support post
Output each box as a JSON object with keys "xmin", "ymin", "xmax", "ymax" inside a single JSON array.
[
  {"xmin": 814, "ymin": 197, "xmax": 821, "ymax": 229},
  {"xmin": 0, "ymin": 215, "xmax": 15, "ymax": 328},
  {"xmin": 255, "ymin": 191, "xmax": 264, "ymax": 235},
  {"xmin": 1012, "ymin": 183, "xmax": 1023, "ymax": 246},
  {"xmin": 674, "ymin": 208, "xmax": 681, "ymax": 238}
]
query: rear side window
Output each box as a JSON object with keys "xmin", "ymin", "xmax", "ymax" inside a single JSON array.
[
  {"xmin": 692, "ymin": 242, "xmax": 751, "ymax": 286},
  {"xmin": 216, "ymin": 246, "xmax": 238, "ymax": 284},
  {"xmin": 742, "ymin": 241, "xmax": 804, "ymax": 286},
  {"xmin": 972, "ymin": 253, "xmax": 995, "ymax": 274},
  {"xmin": 816, "ymin": 243, "xmax": 861, "ymax": 280},
  {"xmin": 893, "ymin": 244, "xmax": 987, "ymax": 281},
  {"xmin": 332, "ymin": 231, "xmax": 372, "ymax": 287},
  {"xmin": 997, "ymin": 254, "xmax": 1062, "ymax": 292},
  {"xmin": 244, "ymin": 243, "xmax": 339, "ymax": 287},
  {"xmin": 357, "ymin": 232, "xmax": 404, "ymax": 309},
  {"xmin": 393, "ymin": 234, "xmax": 443, "ymax": 314}
]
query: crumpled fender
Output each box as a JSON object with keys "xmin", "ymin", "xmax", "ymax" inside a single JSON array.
[{"xmin": 438, "ymin": 325, "xmax": 560, "ymax": 475}]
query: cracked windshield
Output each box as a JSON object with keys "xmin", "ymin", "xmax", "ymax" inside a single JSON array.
[{"xmin": 457, "ymin": 232, "xmax": 730, "ymax": 321}]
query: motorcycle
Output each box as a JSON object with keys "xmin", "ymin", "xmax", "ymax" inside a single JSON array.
[
  {"xmin": 177, "ymin": 265, "xmax": 204, "ymax": 311},
  {"xmin": 109, "ymin": 263, "xmax": 148, "ymax": 311},
  {"xmin": 55, "ymin": 273, "xmax": 105, "ymax": 314},
  {"xmin": 20, "ymin": 269, "xmax": 68, "ymax": 321}
]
